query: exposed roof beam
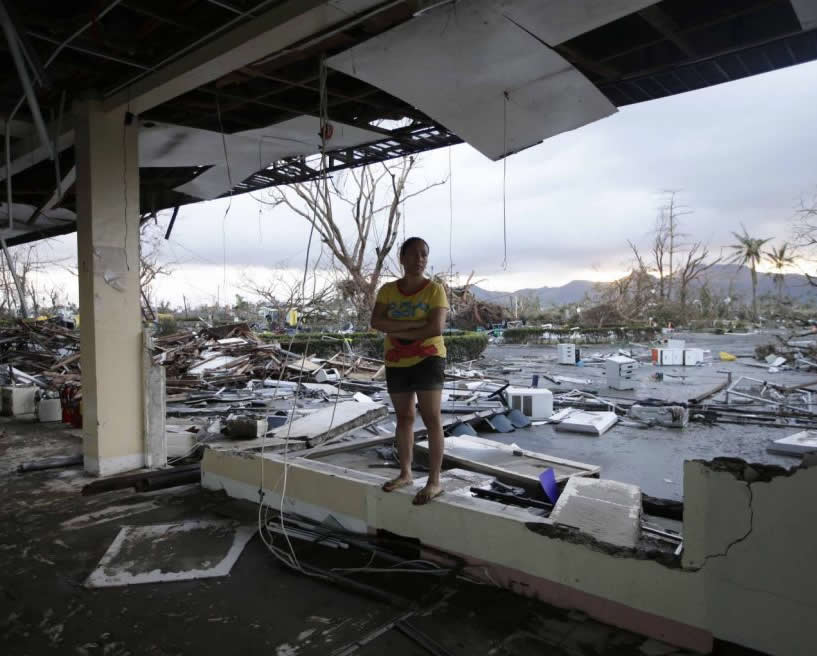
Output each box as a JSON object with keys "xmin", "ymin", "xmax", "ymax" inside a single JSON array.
[
  {"xmin": 102, "ymin": 0, "xmax": 392, "ymax": 115},
  {"xmin": 638, "ymin": 5, "xmax": 696, "ymax": 58}
]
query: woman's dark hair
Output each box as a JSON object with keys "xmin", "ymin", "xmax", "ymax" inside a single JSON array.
[{"xmin": 400, "ymin": 236, "xmax": 429, "ymax": 258}]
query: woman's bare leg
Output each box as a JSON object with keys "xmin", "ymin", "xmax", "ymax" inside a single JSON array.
[
  {"xmin": 382, "ymin": 391, "xmax": 416, "ymax": 491},
  {"xmin": 414, "ymin": 388, "xmax": 444, "ymax": 504}
]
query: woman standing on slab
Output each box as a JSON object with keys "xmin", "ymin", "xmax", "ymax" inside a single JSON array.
[{"xmin": 370, "ymin": 237, "xmax": 449, "ymax": 505}]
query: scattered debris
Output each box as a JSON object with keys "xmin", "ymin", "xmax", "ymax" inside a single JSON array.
[{"xmin": 628, "ymin": 404, "xmax": 689, "ymax": 429}]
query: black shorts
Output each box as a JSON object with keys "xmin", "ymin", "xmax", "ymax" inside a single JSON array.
[{"xmin": 385, "ymin": 356, "xmax": 446, "ymax": 394}]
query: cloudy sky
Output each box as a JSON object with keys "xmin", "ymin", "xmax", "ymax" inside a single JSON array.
[{"xmin": 33, "ymin": 56, "xmax": 817, "ymax": 308}]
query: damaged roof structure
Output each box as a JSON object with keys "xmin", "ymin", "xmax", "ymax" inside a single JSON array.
[
  {"xmin": 2, "ymin": 0, "xmax": 817, "ymax": 243},
  {"xmin": 3, "ymin": 1, "xmax": 817, "ymax": 654}
]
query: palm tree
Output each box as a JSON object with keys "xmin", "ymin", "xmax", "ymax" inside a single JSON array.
[
  {"xmin": 765, "ymin": 243, "xmax": 795, "ymax": 306},
  {"xmin": 729, "ymin": 226, "xmax": 771, "ymax": 321}
]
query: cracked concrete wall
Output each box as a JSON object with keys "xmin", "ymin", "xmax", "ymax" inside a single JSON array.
[
  {"xmin": 203, "ymin": 449, "xmax": 817, "ymax": 654},
  {"xmin": 683, "ymin": 459, "xmax": 817, "ymax": 654}
]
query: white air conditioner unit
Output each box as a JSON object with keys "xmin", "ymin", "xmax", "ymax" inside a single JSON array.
[{"xmin": 506, "ymin": 387, "xmax": 553, "ymax": 421}]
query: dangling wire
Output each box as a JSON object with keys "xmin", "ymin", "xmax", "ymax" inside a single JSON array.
[
  {"xmin": 216, "ymin": 94, "xmax": 233, "ymax": 301},
  {"xmin": 501, "ymin": 91, "xmax": 508, "ymax": 271},
  {"xmin": 448, "ymin": 146, "xmax": 454, "ymax": 279}
]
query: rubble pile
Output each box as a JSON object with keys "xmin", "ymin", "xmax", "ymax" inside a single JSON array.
[
  {"xmin": 153, "ymin": 323, "xmax": 385, "ymax": 397},
  {"xmin": 0, "ymin": 320, "xmax": 81, "ymax": 389}
]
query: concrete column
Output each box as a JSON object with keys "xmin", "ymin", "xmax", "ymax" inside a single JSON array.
[{"xmin": 74, "ymin": 97, "xmax": 144, "ymax": 476}]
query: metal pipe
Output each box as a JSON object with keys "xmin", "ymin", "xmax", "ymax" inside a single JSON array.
[
  {"xmin": 0, "ymin": 1, "xmax": 54, "ymax": 161},
  {"xmin": 53, "ymin": 90, "xmax": 65, "ymax": 199},
  {"xmin": 27, "ymin": 31, "xmax": 150, "ymax": 70},
  {"xmin": 1, "ymin": 237, "xmax": 26, "ymax": 318},
  {"xmin": 204, "ymin": 0, "xmax": 262, "ymax": 16}
]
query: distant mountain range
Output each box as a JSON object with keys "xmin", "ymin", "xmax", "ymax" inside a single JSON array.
[{"xmin": 471, "ymin": 264, "xmax": 817, "ymax": 307}]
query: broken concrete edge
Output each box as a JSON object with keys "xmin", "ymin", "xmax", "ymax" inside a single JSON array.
[
  {"xmin": 523, "ymin": 521, "xmax": 682, "ymax": 571},
  {"xmin": 690, "ymin": 454, "xmax": 816, "ymax": 483}
]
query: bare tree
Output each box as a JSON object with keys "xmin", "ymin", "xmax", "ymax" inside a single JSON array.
[
  {"xmin": 792, "ymin": 194, "xmax": 817, "ymax": 286},
  {"xmin": 677, "ymin": 242, "xmax": 722, "ymax": 322},
  {"xmin": 242, "ymin": 267, "xmax": 335, "ymax": 328},
  {"xmin": 0, "ymin": 241, "xmax": 69, "ymax": 318},
  {"xmin": 656, "ymin": 191, "xmax": 692, "ymax": 301},
  {"xmin": 266, "ymin": 156, "xmax": 446, "ymax": 325},
  {"xmin": 650, "ymin": 216, "xmax": 668, "ymax": 301},
  {"xmin": 139, "ymin": 217, "xmax": 174, "ymax": 320}
]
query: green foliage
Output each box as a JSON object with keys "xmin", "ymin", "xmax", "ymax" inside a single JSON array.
[
  {"xmin": 260, "ymin": 331, "xmax": 488, "ymax": 363},
  {"xmin": 156, "ymin": 315, "xmax": 178, "ymax": 336}
]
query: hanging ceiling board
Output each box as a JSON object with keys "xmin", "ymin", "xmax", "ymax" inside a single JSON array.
[
  {"xmin": 140, "ymin": 115, "xmax": 383, "ymax": 200},
  {"xmin": 496, "ymin": 0, "xmax": 660, "ymax": 46},
  {"xmin": 791, "ymin": 0, "xmax": 817, "ymax": 30},
  {"xmin": 327, "ymin": 0, "xmax": 617, "ymax": 160}
]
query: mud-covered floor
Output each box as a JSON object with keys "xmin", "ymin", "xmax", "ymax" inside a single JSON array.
[
  {"xmin": 480, "ymin": 331, "xmax": 813, "ymax": 499},
  {"xmin": 0, "ymin": 418, "xmax": 720, "ymax": 656}
]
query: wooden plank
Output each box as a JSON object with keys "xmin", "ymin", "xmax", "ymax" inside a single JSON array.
[
  {"xmin": 687, "ymin": 379, "xmax": 730, "ymax": 404},
  {"xmin": 303, "ymin": 409, "xmax": 495, "ymax": 459},
  {"xmin": 271, "ymin": 401, "xmax": 388, "ymax": 447},
  {"xmin": 416, "ymin": 434, "xmax": 599, "ymax": 486}
]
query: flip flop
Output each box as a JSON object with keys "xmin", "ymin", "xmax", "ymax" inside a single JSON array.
[
  {"xmin": 412, "ymin": 485, "xmax": 444, "ymax": 505},
  {"xmin": 382, "ymin": 478, "xmax": 413, "ymax": 492}
]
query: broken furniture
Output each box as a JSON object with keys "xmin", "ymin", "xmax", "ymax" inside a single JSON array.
[
  {"xmin": 605, "ymin": 355, "xmax": 636, "ymax": 390},
  {"xmin": 557, "ymin": 343, "xmax": 579, "ymax": 365}
]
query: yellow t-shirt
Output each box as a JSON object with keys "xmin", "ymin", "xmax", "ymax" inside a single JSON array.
[{"xmin": 375, "ymin": 279, "xmax": 449, "ymax": 368}]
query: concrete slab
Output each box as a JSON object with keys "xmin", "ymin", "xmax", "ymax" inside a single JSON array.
[
  {"xmin": 85, "ymin": 519, "xmax": 254, "ymax": 588},
  {"xmin": 550, "ymin": 477, "xmax": 642, "ymax": 548}
]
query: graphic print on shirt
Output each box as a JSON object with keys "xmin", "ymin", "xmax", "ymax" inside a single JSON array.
[{"xmin": 387, "ymin": 300, "xmax": 430, "ymax": 319}]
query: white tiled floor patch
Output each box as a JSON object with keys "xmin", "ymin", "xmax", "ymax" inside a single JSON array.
[{"xmin": 85, "ymin": 519, "xmax": 255, "ymax": 588}]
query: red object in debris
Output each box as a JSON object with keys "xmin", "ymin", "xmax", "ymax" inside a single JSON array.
[{"xmin": 60, "ymin": 384, "xmax": 82, "ymax": 428}]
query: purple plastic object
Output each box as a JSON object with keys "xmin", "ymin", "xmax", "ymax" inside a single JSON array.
[{"xmin": 539, "ymin": 468, "xmax": 559, "ymax": 504}]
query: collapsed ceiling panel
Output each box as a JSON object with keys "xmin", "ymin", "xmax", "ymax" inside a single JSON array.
[
  {"xmin": 791, "ymin": 0, "xmax": 817, "ymax": 30},
  {"xmin": 141, "ymin": 116, "xmax": 384, "ymax": 200},
  {"xmin": 327, "ymin": 0, "xmax": 618, "ymax": 160}
]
